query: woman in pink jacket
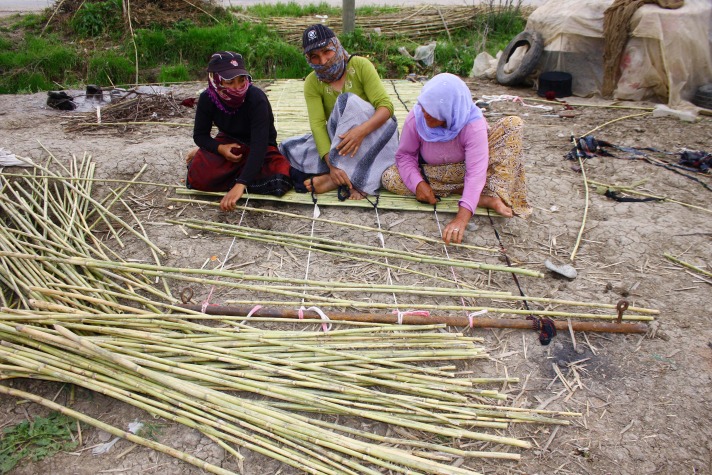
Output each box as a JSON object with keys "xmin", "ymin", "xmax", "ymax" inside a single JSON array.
[{"xmin": 381, "ymin": 73, "xmax": 531, "ymax": 244}]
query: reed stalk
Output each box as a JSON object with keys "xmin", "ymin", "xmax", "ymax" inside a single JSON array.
[
  {"xmin": 173, "ymin": 218, "xmax": 541, "ymax": 276},
  {"xmin": 168, "ymin": 197, "xmax": 497, "ymax": 252},
  {"xmin": 570, "ymin": 135, "xmax": 590, "ymax": 263},
  {"xmin": 663, "ymin": 253, "xmax": 712, "ymax": 278}
]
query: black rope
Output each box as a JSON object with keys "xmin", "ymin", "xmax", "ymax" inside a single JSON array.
[
  {"xmin": 487, "ymin": 211, "xmax": 556, "ymax": 345},
  {"xmin": 390, "ymin": 79, "xmax": 410, "ymax": 113},
  {"xmin": 338, "ymin": 184, "xmax": 380, "ymax": 209},
  {"xmin": 648, "ymin": 161, "xmax": 712, "ymax": 192},
  {"xmin": 417, "ymin": 159, "xmax": 442, "ymax": 204},
  {"xmin": 336, "ymin": 184, "xmax": 350, "ymax": 202},
  {"xmin": 309, "ymin": 177, "xmax": 318, "ymax": 205}
]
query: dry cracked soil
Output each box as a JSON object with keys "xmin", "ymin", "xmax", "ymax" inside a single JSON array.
[{"xmin": 0, "ymin": 77, "xmax": 711, "ymax": 475}]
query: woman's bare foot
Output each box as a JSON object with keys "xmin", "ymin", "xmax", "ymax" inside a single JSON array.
[
  {"xmin": 186, "ymin": 147, "xmax": 198, "ymax": 165},
  {"xmin": 478, "ymin": 195, "xmax": 513, "ymax": 217},
  {"xmin": 348, "ymin": 189, "xmax": 366, "ymax": 200},
  {"xmin": 304, "ymin": 174, "xmax": 338, "ymax": 194}
]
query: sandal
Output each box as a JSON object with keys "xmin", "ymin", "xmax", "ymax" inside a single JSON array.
[{"xmin": 337, "ymin": 184, "xmax": 350, "ymax": 201}]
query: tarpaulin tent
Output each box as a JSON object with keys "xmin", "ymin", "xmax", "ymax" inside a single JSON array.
[{"xmin": 526, "ymin": 0, "xmax": 712, "ymax": 105}]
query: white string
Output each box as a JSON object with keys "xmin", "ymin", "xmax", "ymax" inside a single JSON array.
[
  {"xmin": 300, "ymin": 203, "xmax": 319, "ymax": 307},
  {"xmin": 467, "ymin": 309, "xmax": 488, "ymax": 328},
  {"xmin": 432, "ymin": 208, "xmax": 469, "ymax": 310},
  {"xmin": 238, "ymin": 304, "xmax": 263, "ymax": 325},
  {"xmin": 201, "ymin": 193, "xmax": 249, "ymax": 313},
  {"xmin": 372, "ymin": 205, "xmax": 400, "ymax": 310},
  {"xmin": 480, "ymin": 94, "xmax": 554, "ymax": 111}
]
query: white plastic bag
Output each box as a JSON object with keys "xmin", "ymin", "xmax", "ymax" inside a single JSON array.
[
  {"xmin": 413, "ymin": 42, "xmax": 437, "ymax": 67},
  {"xmin": 0, "ymin": 148, "xmax": 31, "ymax": 167},
  {"xmin": 470, "ymin": 51, "xmax": 497, "ymax": 78}
]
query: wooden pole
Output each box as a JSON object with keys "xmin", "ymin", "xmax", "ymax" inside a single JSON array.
[
  {"xmin": 177, "ymin": 304, "xmax": 649, "ymax": 334},
  {"xmin": 343, "ymin": 0, "xmax": 355, "ymax": 34}
]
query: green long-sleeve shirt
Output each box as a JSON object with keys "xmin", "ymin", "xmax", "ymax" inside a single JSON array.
[{"xmin": 304, "ymin": 56, "xmax": 395, "ymax": 159}]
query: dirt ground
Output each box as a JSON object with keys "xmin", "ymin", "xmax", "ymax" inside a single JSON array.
[{"xmin": 0, "ymin": 76, "xmax": 711, "ymax": 475}]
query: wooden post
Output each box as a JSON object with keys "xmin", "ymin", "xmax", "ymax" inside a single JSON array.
[{"xmin": 343, "ymin": 0, "xmax": 355, "ymax": 34}]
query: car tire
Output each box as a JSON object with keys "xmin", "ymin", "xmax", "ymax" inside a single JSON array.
[
  {"xmin": 692, "ymin": 83, "xmax": 712, "ymax": 110},
  {"xmin": 496, "ymin": 31, "xmax": 544, "ymax": 87}
]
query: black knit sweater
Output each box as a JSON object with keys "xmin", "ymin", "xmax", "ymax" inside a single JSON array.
[{"xmin": 192, "ymin": 85, "xmax": 279, "ymax": 185}]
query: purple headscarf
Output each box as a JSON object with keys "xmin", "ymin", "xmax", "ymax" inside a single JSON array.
[
  {"xmin": 414, "ymin": 73, "xmax": 483, "ymax": 142},
  {"xmin": 206, "ymin": 72, "xmax": 251, "ymax": 114}
]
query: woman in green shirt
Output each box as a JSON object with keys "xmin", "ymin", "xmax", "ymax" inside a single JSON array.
[{"xmin": 280, "ymin": 24, "xmax": 398, "ymax": 199}]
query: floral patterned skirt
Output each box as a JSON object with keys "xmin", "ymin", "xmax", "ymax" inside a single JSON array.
[{"xmin": 381, "ymin": 115, "xmax": 532, "ymax": 218}]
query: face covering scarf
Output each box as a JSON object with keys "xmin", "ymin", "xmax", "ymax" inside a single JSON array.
[
  {"xmin": 414, "ymin": 72, "xmax": 483, "ymax": 142},
  {"xmin": 207, "ymin": 72, "xmax": 251, "ymax": 114},
  {"xmin": 307, "ymin": 38, "xmax": 349, "ymax": 84}
]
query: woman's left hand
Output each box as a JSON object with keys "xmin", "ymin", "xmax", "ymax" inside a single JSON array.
[
  {"xmin": 336, "ymin": 124, "xmax": 368, "ymax": 157},
  {"xmin": 220, "ymin": 183, "xmax": 246, "ymax": 211}
]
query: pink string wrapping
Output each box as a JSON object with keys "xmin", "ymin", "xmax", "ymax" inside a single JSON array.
[
  {"xmin": 299, "ymin": 306, "xmax": 332, "ymax": 332},
  {"xmin": 467, "ymin": 310, "xmax": 488, "ymax": 328},
  {"xmin": 391, "ymin": 309, "xmax": 431, "ymax": 325}
]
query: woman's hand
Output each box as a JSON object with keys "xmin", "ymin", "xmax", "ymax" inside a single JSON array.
[
  {"xmin": 335, "ymin": 106, "xmax": 391, "ymax": 158},
  {"xmin": 217, "ymin": 143, "xmax": 244, "ymax": 163},
  {"xmin": 442, "ymin": 206, "xmax": 473, "ymax": 245},
  {"xmin": 325, "ymin": 154, "xmax": 352, "ymax": 189},
  {"xmin": 336, "ymin": 124, "xmax": 368, "ymax": 157},
  {"xmin": 220, "ymin": 183, "xmax": 246, "ymax": 211},
  {"xmin": 415, "ymin": 181, "xmax": 438, "ymax": 205}
]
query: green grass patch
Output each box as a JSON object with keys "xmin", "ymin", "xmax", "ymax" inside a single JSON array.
[
  {"xmin": 0, "ymin": 2, "xmax": 527, "ymax": 93},
  {"xmin": 87, "ymin": 50, "xmax": 135, "ymax": 86},
  {"xmin": 0, "ymin": 412, "xmax": 79, "ymax": 474},
  {"xmin": 70, "ymin": 0, "xmax": 124, "ymax": 39},
  {"xmin": 232, "ymin": 1, "xmax": 339, "ymax": 18},
  {"xmin": 0, "ymin": 34, "xmax": 80, "ymax": 93},
  {"xmin": 159, "ymin": 64, "xmax": 190, "ymax": 84},
  {"xmin": 10, "ymin": 13, "xmax": 45, "ymax": 32}
]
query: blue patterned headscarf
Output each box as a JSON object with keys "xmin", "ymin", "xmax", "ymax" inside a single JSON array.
[
  {"xmin": 307, "ymin": 37, "xmax": 350, "ymax": 84},
  {"xmin": 414, "ymin": 73, "xmax": 483, "ymax": 142}
]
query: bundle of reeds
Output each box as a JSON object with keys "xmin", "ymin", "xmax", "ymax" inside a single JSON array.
[
  {"xmin": 64, "ymin": 89, "xmax": 192, "ymax": 133},
  {"xmin": 0, "ymin": 309, "xmax": 584, "ymax": 474},
  {"xmin": 241, "ymin": 6, "xmax": 484, "ymax": 44}
]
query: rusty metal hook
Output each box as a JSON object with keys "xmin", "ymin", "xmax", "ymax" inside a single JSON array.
[
  {"xmin": 616, "ymin": 299, "xmax": 629, "ymax": 324},
  {"xmin": 180, "ymin": 287, "xmax": 194, "ymax": 304}
]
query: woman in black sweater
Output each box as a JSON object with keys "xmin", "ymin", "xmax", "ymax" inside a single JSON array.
[{"xmin": 187, "ymin": 51, "xmax": 291, "ymax": 211}]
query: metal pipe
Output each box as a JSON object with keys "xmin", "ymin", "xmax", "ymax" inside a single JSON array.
[{"xmin": 177, "ymin": 304, "xmax": 649, "ymax": 334}]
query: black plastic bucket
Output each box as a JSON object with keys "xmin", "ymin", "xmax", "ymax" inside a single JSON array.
[{"xmin": 537, "ymin": 71, "xmax": 573, "ymax": 98}]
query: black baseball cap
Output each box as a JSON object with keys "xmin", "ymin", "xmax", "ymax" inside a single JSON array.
[
  {"xmin": 302, "ymin": 24, "xmax": 336, "ymax": 54},
  {"xmin": 207, "ymin": 51, "xmax": 250, "ymax": 80}
]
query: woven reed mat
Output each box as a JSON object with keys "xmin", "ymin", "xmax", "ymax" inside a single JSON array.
[{"xmin": 174, "ymin": 188, "xmax": 499, "ymax": 215}]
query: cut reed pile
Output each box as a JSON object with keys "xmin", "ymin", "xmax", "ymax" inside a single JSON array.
[
  {"xmin": 64, "ymin": 89, "xmax": 193, "ymax": 133},
  {"xmin": 0, "ymin": 155, "xmax": 657, "ymax": 473}
]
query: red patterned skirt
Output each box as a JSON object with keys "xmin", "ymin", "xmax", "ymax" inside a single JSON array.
[{"xmin": 187, "ymin": 133, "xmax": 291, "ymax": 196}]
